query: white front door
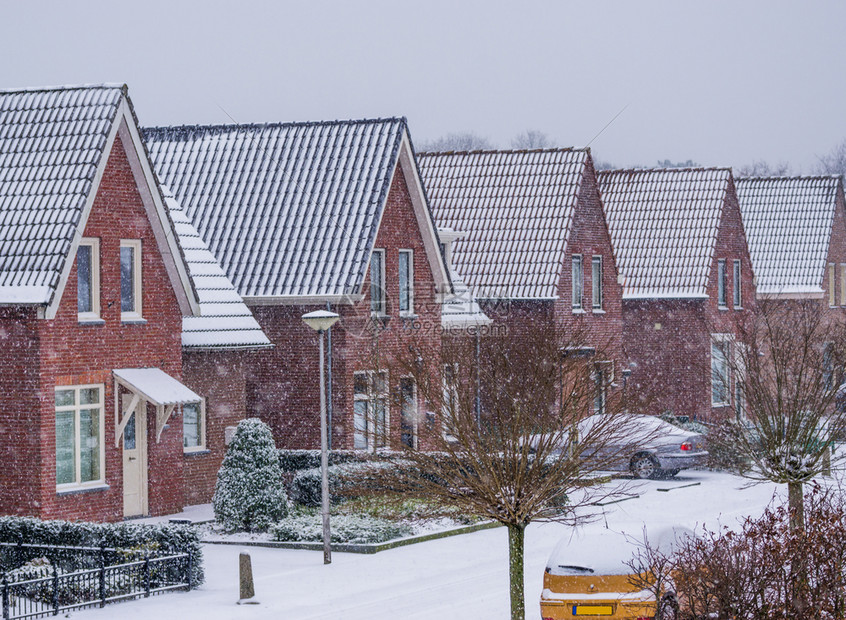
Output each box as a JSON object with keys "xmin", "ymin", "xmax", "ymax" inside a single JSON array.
[{"xmin": 122, "ymin": 395, "xmax": 148, "ymax": 517}]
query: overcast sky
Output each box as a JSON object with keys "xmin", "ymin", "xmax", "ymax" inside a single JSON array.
[{"xmin": 1, "ymin": 1, "xmax": 843, "ymax": 171}]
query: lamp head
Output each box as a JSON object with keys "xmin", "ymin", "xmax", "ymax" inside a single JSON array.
[{"xmin": 302, "ymin": 310, "xmax": 340, "ymax": 332}]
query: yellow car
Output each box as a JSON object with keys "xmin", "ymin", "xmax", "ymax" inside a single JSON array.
[{"xmin": 540, "ymin": 527, "xmax": 687, "ymax": 620}]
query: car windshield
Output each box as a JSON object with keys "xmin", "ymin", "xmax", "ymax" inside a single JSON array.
[{"xmin": 550, "ymin": 565, "xmax": 595, "ymax": 576}]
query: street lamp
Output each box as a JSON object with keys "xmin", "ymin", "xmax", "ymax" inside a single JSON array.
[{"xmin": 302, "ymin": 309, "xmax": 340, "ymax": 564}]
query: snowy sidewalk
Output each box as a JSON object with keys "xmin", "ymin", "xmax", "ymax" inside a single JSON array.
[{"xmin": 76, "ymin": 471, "xmax": 783, "ymax": 620}]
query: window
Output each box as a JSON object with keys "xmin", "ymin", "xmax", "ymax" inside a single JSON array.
[
  {"xmin": 591, "ymin": 256, "xmax": 603, "ymax": 310},
  {"xmin": 400, "ymin": 377, "xmax": 417, "ymax": 449},
  {"xmin": 717, "ymin": 259, "xmax": 727, "ymax": 307},
  {"xmin": 55, "ymin": 385, "xmax": 104, "ymax": 488},
  {"xmin": 370, "ymin": 249, "xmax": 386, "ymax": 315},
  {"xmin": 77, "ymin": 239, "xmax": 100, "ymax": 320},
  {"xmin": 442, "ymin": 363, "xmax": 459, "ymax": 441},
  {"xmin": 830, "ymin": 263, "xmax": 837, "ymax": 307},
  {"xmin": 841, "ymin": 265, "xmax": 846, "ymax": 306},
  {"xmin": 399, "ymin": 250, "xmax": 414, "ymax": 315},
  {"xmin": 353, "ymin": 371, "xmax": 388, "ymax": 451},
  {"xmin": 120, "ymin": 240, "xmax": 142, "ymax": 319},
  {"xmin": 823, "ymin": 343, "xmax": 834, "ymax": 392},
  {"xmin": 182, "ymin": 401, "xmax": 205, "ymax": 451},
  {"xmin": 733, "ymin": 260, "xmax": 742, "ymax": 308},
  {"xmin": 592, "ymin": 361, "xmax": 613, "ymax": 414},
  {"xmin": 711, "ymin": 337, "xmax": 731, "ymax": 406},
  {"xmin": 572, "ymin": 255, "xmax": 583, "ymax": 311}
]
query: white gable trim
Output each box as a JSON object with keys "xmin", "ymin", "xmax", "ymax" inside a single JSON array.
[{"xmin": 44, "ymin": 101, "xmax": 200, "ymax": 320}]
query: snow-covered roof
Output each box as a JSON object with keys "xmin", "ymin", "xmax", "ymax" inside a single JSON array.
[
  {"xmin": 144, "ymin": 119, "xmax": 447, "ymax": 301},
  {"xmin": 418, "ymin": 149, "xmax": 589, "ymax": 300},
  {"xmin": 598, "ymin": 168, "xmax": 732, "ymax": 299},
  {"xmin": 0, "ymin": 85, "xmax": 123, "ymax": 304},
  {"xmin": 113, "ymin": 368, "xmax": 201, "ymax": 406},
  {"xmin": 163, "ymin": 189, "xmax": 271, "ymax": 350},
  {"xmin": 735, "ymin": 175, "xmax": 842, "ymax": 297}
]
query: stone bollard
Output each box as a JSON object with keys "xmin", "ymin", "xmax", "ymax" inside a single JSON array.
[{"xmin": 237, "ymin": 550, "xmax": 259, "ymax": 605}]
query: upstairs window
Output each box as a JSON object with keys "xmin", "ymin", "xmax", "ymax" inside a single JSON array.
[
  {"xmin": 370, "ymin": 249, "xmax": 386, "ymax": 315},
  {"xmin": 399, "ymin": 250, "xmax": 414, "ymax": 315},
  {"xmin": 77, "ymin": 239, "xmax": 100, "ymax": 320},
  {"xmin": 591, "ymin": 256, "xmax": 603, "ymax": 310},
  {"xmin": 120, "ymin": 240, "xmax": 142, "ymax": 320},
  {"xmin": 829, "ymin": 263, "xmax": 837, "ymax": 307},
  {"xmin": 733, "ymin": 260, "xmax": 742, "ymax": 308},
  {"xmin": 572, "ymin": 255, "xmax": 583, "ymax": 311},
  {"xmin": 717, "ymin": 259, "xmax": 727, "ymax": 307}
]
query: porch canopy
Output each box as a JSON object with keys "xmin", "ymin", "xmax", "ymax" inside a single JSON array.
[{"xmin": 113, "ymin": 368, "xmax": 201, "ymax": 445}]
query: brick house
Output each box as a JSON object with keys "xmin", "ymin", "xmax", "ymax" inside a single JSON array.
[
  {"xmin": 0, "ymin": 84, "xmax": 253, "ymax": 521},
  {"xmin": 418, "ymin": 148, "xmax": 625, "ymax": 411},
  {"xmin": 145, "ymin": 119, "xmax": 451, "ymax": 451},
  {"xmin": 599, "ymin": 168, "xmax": 755, "ymax": 423},
  {"xmin": 736, "ymin": 175, "xmax": 846, "ymax": 316}
]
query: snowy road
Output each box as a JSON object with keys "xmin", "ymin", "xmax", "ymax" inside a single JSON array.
[{"xmin": 79, "ymin": 471, "xmax": 783, "ymax": 620}]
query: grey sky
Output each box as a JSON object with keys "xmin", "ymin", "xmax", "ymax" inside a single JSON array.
[{"xmin": 1, "ymin": 0, "xmax": 843, "ymax": 171}]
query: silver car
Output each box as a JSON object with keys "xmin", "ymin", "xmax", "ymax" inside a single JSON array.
[{"xmin": 578, "ymin": 413, "xmax": 708, "ymax": 479}]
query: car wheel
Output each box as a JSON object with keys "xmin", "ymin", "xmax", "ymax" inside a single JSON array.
[
  {"xmin": 630, "ymin": 453, "xmax": 661, "ymax": 479},
  {"xmin": 657, "ymin": 593, "xmax": 679, "ymax": 620}
]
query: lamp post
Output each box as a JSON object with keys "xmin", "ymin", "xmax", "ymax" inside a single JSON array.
[{"xmin": 302, "ymin": 309, "xmax": 340, "ymax": 564}]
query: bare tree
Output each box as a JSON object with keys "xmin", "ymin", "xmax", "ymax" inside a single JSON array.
[
  {"xmin": 348, "ymin": 321, "xmax": 645, "ymax": 620},
  {"xmin": 416, "ymin": 132, "xmax": 494, "ymax": 153},
  {"xmin": 736, "ymin": 159, "xmax": 792, "ymax": 177},
  {"xmin": 714, "ymin": 299, "xmax": 846, "ymax": 530},
  {"xmin": 510, "ymin": 130, "xmax": 554, "ymax": 149},
  {"xmin": 815, "ymin": 138, "xmax": 846, "ymax": 177}
]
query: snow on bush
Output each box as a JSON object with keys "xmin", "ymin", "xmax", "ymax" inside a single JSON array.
[
  {"xmin": 213, "ymin": 418, "xmax": 290, "ymax": 532},
  {"xmin": 278, "ymin": 449, "xmax": 362, "ymax": 473},
  {"xmin": 272, "ymin": 514, "xmax": 412, "ymax": 544}
]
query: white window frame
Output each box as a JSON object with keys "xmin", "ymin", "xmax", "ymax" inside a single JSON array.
[
  {"xmin": 591, "ymin": 255, "xmax": 603, "ymax": 311},
  {"xmin": 55, "ymin": 384, "xmax": 106, "ymax": 491},
  {"xmin": 120, "ymin": 240, "xmax": 143, "ymax": 321},
  {"xmin": 398, "ymin": 249, "xmax": 414, "ymax": 316},
  {"xmin": 442, "ymin": 363, "xmax": 459, "ymax": 442},
  {"xmin": 370, "ymin": 249, "xmax": 386, "ymax": 316},
  {"xmin": 353, "ymin": 370, "xmax": 389, "ymax": 452},
  {"xmin": 399, "ymin": 376, "xmax": 418, "ymax": 450},
  {"xmin": 77, "ymin": 238, "xmax": 101, "ymax": 322},
  {"xmin": 733, "ymin": 259, "xmax": 742, "ymax": 309},
  {"xmin": 572, "ymin": 255, "xmax": 583, "ymax": 311},
  {"xmin": 840, "ymin": 264, "xmax": 846, "ymax": 307},
  {"xmin": 717, "ymin": 259, "xmax": 727, "ymax": 308},
  {"xmin": 711, "ymin": 335, "xmax": 732, "ymax": 407},
  {"xmin": 592, "ymin": 360, "xmax": 614, "ymax": 414},
  {"xmin": 182, "ymin": 400, "xmax": 206, "ymax": 453},
  {"xmin": 830, "ymin": 263, "xmax": 837, "ymax": 307}
]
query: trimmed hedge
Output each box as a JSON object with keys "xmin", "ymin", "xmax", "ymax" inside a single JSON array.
[
  {"xmin": 278, "ymin": 449, "xmax": 364, "ymax": 473},
  {"xmin": 0, "ymin": 516, "xmax": 204, "ymax": 586},
  {"xmin": 272, "ymin": 514, "xmax": 412, "ymax": 544}
]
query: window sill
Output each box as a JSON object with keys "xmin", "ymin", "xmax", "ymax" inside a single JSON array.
[
  {"xmin": 77, "ymin": 317, "xmax": 105, "ymax": 326},
  {"xmin": 57, "ymin": 483, "xmax": 109, "ymax": 496},
  {"xmin": 733, "ymin": 306, "xmax": 743, "ymax": 311},
  {"xmin": 711, "ymin": 403, "xmax": 731, "ymax": 409},
  {"xmin": 572, "ymin": 308, "xmax": 586, "ymax": 314},
  {"xmin": 121, "ymin": 316, "xmax": 147, "ymax": 325},
  {"xmin": 400, "ymin": 313, "xmax": 418, "ymax": 320},
  {"xmin": 183, "ymin": 448, "xmax": 210, "ymax": 457},
  {"xmin": 591, "ymin": 308, "xmax": 606, "ymax": 314},
  {"xmin": 717, "ymin": 306, "xmax": 729, "ymax": 311}
]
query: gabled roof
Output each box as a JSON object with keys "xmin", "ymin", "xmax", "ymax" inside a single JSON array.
[
  {"xmin": 418, "ymin": 148, "xmax": 590, "ymax": 300},
  {"xmin": 144, "ymin": 119, "xmax": 449, "ymax": 301},
  {"xmin": 164, "ymin": 189, "xmax": 271, "ymax": 349},
  {"xmin": 0, "ymin": 83, "xmax": 198, "ymax": 317},
  {"xmin": 735, "ymin": 175, "xmax": 842, "ymax": 297},
  {"xmin": 598, "ymin": 168, "xmax": 732, "ymax": 299}
]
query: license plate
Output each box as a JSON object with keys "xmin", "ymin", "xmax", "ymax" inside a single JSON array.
[{"xmin": 572, "ymin": 604, "xmax": 614, "ymax": 616}]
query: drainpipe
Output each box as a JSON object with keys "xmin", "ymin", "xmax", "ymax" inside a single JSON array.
[{"xmin": 326, "ymin": 301, "xmax": 334, "ymax": 450}]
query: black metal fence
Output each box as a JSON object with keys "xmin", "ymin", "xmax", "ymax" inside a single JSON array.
[{"xmin": 0, "ymin": 542, "xmax": 193, "ymax": 619}]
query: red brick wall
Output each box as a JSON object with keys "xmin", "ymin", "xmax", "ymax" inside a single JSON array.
[
  {"xmin": 21, "ymin": 134, "xmax": 186, "ymax": 521},
  {"xmin": 622, "ymin": 182, "xmax": 756, "ymax": 423},
  {"xmin": 181, "ymin": 350, "xmax": 248, "ymax": 505},
  {"xmin": 247, "ymin": 164, "xmax": 443, "ymax": 450},
  {"xmin": 0, "ymin": 308, "xmax": 42, "ymax": 515}
]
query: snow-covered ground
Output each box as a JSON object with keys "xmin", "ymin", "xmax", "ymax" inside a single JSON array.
[{"xmin": 78, "ymin": 470, "xmax": 788, "ymax": 619}]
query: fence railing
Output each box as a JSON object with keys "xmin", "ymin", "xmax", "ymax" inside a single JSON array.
[{"xmin": 0, "ymin": 542, "xmax": 192, "ymax": 619}]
